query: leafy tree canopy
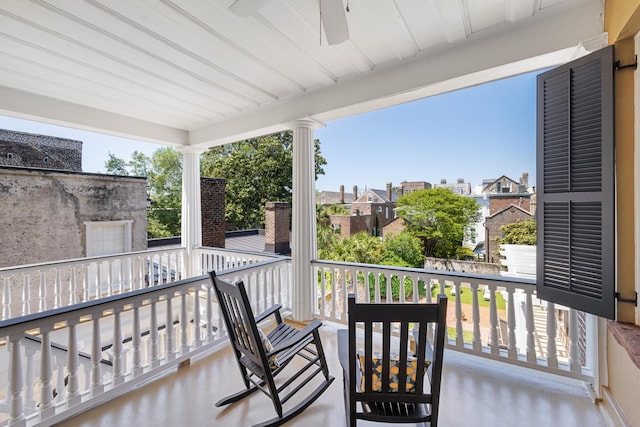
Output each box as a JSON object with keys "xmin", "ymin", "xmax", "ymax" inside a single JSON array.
[
  {"xmin": 496, "ymin": 219, "xmax": 536, "ymax": 245},
  {"xmin": 395, "ymin": 188, "xmax": 479, "ymax": 258},
  {"xmin": 381, "ymin": 232, "xmax": 425, "ymax": 268},
  {"xmin": 202, "ymin": 131, "xmax": 326, "ymax": 230},
  {"xmin": 105, "ymin": 148, "xmax": 182, "ymax": 238}
]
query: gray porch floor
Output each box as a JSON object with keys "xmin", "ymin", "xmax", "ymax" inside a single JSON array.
[{"xmin": 59, "ymin": 322, "xmax": 605, "ymax": 427}]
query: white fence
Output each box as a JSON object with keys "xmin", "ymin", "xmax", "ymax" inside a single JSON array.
[
  {"xmin": 312, "ymin": 259, "xmax": 596, "ymax": 382},
  {"xmin": 0, "ymin": 252, "xmax": 290, "ymax": 427}
]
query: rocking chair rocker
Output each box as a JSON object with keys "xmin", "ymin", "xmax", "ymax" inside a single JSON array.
[{"xmin": 209, "ymin": 271, "xmax": 334, "ymax": 427}]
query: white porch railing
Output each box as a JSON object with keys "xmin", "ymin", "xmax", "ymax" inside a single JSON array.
[
  {"xmin": 0, "ymin": 247, "xmax": 277, "ymax": 322},
  {"xmin": 0, "ymin": 256, "xmax": 291, "ymax": 427},
  {"xmin": 312, "ymin": 260, "xmax": 597, "ymax": 383},
  {"xmin": 0, "ymin": 248, "xmax": 597, "ymax": 426}
]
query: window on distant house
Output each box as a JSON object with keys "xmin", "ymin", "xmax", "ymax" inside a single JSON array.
[
  {"xmin": 367, "ymin": 194, "xmax": 372, "ymax": 202},
  {"xmin": 43, "ymin": 156, "xmax": 48, "ymax": 163},
  {"xmin": 7, "ymin": 153, "xmax": 13, "ymax": 159}
]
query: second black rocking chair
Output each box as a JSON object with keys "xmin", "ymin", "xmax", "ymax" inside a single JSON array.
[{"xmin": 209, "ymin": 271, "xmax": 334, "ymax": 427}]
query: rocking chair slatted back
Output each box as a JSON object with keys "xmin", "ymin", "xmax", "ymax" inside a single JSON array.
[{"xmin": 338, "ymin": 293, "xmax": 447, "ymax": 426}]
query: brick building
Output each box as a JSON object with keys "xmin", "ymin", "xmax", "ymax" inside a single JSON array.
[
  {"xmin": 201, "ymin": 178, "xmax": 226, "ymax": 248},
  {"xmin": 0, "ymin": 128, "xmax": 82, "ymax": 171},
  {"xmin": 484, "ymin": 204, "xmax": 533, "ymax": 264}
]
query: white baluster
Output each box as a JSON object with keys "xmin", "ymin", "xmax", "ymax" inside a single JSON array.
[
  {"xmin": 8, "ymin": 334, "xmax": 26, "ymax": 427},
  {"xmin": 489, "ymin": 285, "xmax": 499, "ymax": 355},
  {"xmin": 569, "ymin": 309, "xmax": 581, "ymax": 373},
  {"xmin": 132, "ymin": 302, "xmax": 143, "ymax": 376},
  {"xmin": 206, "ymin": 284, "xmax": 214, "ymax": 343},
  {"xmin": 318, "ymin": 267, "xmax": 326, "ymax": 317},
  {"xmin": 82, "ymin": 265, "xmax": 89, "ymax": 302},
  {"xmin": 69, "ymin": 267, "xmax": 77, "ymax": 306},
  {"xmin": 193, "ymin": 286, "xmax": 202, "ymax": 348},
  {"xmin": 180, "ymin": 291, "xmax": 189, "ymax": 354},
  {"xmin": 39, "ymin": 271, "xmax": 47, "ymax": 312},
  {"xmin": 150, "ymin": 298, "xmax": 160, "ymax": 368},
  {"xmin": 470, "ymin": 283, "xmax": 481, "ymax": 351},
  {"xmin": 112, "ymin": 308, "xmax": 124, "ymax": 385},
  {"xmin": 91, "ymin": 314, "xmax": 104, "ymax": 395},
  {"xmin": 455, "ymin": 282, "xmax": 463, "ymax": 347},
  {"xmin": 39, "ymin": 326, "xmax": 55, "ymax": 419},
  {"xmin": 385, "ymin": 273, "xmax": 392, "ymax": 304},
  {"xmin": 546, "ymin": 302, "xmax": 558, "ymax": 368},
  {"xmin": 107, "ymin": 261, "xmax": 114, "ymax": 296},
  {"xmin": 22, "ymin": 274, "xmax": 31, "ymax": 316},
  {"xmin": 2, "ymin": 276, "xmax": 11, "ymax": 320},
  {"xmin": 506, "ymin": 288, "xmax": 517, "ymax": 359},
  {"xmin": 54, "ymin": 270, "xmax": 62, "ymax": 309},
  {"xmin": 165, "ymin": 295, "xmax": 175, "ymax": 361},
  {"xmin": 525, "ymin": 289, "xmax": 536, "ymax": 362},
  {"xmin": 331, "ymin": 268, "xmax": 338, "ymax": 318},
  {"xmin": 95, "ymin": 262, "xmax": 101, "ymax": 298},
  {"xmin": 24, "ymin": 344, "xmax": 36, "ymax": 411},
  {"xmin": 66, "ymin": 319, "xmax": 81, "ymax": 407},
  {"xmin": 54, "ymin": 353, "xmax": 65, "ymax": 404}
]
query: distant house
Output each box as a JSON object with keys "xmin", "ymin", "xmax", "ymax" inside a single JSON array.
[
  {"xmin": 351, "ymin": 183, "xmax": 398, "ymax": 236},
  {"xmin": 316, "ymin": 184, "xmax": 358, "ymax": 206},
  {"xmin": 481, "ymin": 172, "xmax": 530, "ymax": 194},
  {"xmin": 484, "ymin": 204, "xmax": 533, "ymax": 264},
  {"xmin": 434, "ymin": 178, "xmax": 472, "ymax": 195},
  {"xmin": 399, "ymin": 180, "xmax": 431, "ymax": 195}
]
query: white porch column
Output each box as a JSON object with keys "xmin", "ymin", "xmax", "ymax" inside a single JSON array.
[
  {"xmin": 178, "ymin": 147, "xmax": 204, "ymax": 278},
  {"xmin": 289, "ymin": 119, "xmax": 324, "ymax": 321}
]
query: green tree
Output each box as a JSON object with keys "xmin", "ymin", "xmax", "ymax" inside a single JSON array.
[
  {"xmin": 202, "ymin": 131, "xmax": 326, "ymax": 230},
  {"xmin": 105, "ymin": 148, "xmax": 182, "ymax": 238},
  {"xmin": 105, "ymin": 153, "xmax": 128, "ymax": 175},
  {"xmin": 381, "ymin": 231, "xmax": 425, "ymax": 268},
  {"xmin": 497, "ymin": 219, "xmax": 537, "ymax": 245},
  {"xmin": 395, "ymin": 188, "xmax": 479, "ymax": 259}
]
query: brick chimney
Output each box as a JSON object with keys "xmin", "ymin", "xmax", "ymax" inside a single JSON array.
[
  {"xmin": 386, "ymin": 182, "xmax": 392, "ymax": 200},
  {"xmin": 265, "ymin": 202, "xmax": 290, "ymax": 254},
  {"xmin": 340, "ymin": 185, "xmax": 345, "ymax": 204},
  {"xmin": 201, "ymin": 178, "xmax": 226, "ymax": 248},
  {"xmin": 353, "ymin": 185, "xmax": 358, "ymax": 200}
]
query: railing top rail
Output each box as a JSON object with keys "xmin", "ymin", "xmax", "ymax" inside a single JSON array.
[
  {"xmin": 195, "ymin": 246, "xmax": 285, "ymax": 260},
  {"xmin": 311, "ymin": 258, "xmax": 536, "ymax": 287},
  {"xmin": 0, "ymin": 246, "xmax": 187, "ymax": 275},
  {"xmin": 205, "ymin": 256, "xmax": 290, "ymax": 277}
]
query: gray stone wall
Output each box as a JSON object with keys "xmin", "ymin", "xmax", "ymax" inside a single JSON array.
[
  {"xmin": 0, "ymin": 167, "xmax": 147, "ymax": 268},
  {"xmin": 423, "ymin": 257, "xmax": 505, "ymax": 275},
  {"xmin": 0, "ymin": 129, "xmax": 83, "ymax": 171}
]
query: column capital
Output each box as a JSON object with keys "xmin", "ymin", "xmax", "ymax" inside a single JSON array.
[
  {"xmin": 286, "ymin": 118, "xmax": 325, "ymax": 130},
  {"xmin": 175, "ymin": 145, "xmax": 207, "ymax": 155}
]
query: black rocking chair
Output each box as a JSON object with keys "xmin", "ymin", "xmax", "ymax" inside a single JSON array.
[
  {"xmin": 209, "ymin": 271, "xmax": 335, "ymax": 427},
  {"xmin": 338, "ymin": 294, "xmax": 447, "ymax": 426}
]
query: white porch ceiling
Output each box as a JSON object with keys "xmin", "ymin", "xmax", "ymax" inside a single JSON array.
[{"xmin": 0, "ymin": 0, "xmax": 605, "ymax": 149}]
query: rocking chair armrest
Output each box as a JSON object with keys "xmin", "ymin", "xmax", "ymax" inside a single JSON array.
[
  {"xmin": 255, "ymin": 304, "xmax": 283, "ymax": 324},
  {"xmin": 269, "ymin": 319, "xmax": 323, "ymax": 356}
]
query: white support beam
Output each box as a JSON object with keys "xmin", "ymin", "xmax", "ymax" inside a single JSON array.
[
  {"xmin": 190, "ymin": 2, "xmax": 604, "ymax": 147},
  {"xmin": 0, "ymin": 86, "xmax": 188, "ymax": 147}
]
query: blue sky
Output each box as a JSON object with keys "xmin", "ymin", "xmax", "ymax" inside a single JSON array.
[
  {"xmin": 315, "ymin": 71, "xmax": 538, "ymax": 192},
  {"xmin": 0, "ymin": 71, "xmax": 538, "ymax": 190}
]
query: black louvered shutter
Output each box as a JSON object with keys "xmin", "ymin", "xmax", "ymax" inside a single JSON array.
[{"xmin": 536, "ymin": 45, "xmax": 615, "ymax": 319}]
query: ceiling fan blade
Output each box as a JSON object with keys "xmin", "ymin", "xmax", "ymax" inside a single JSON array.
[
  {"xmin": 229, "ymin": 0, "xmax": 271, "ymax": 16},
  {"xmin": 320, "ymin": 0, "xmax": 349, "ymax": 45}
]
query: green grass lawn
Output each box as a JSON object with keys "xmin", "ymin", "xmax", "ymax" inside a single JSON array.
[
  {"xmin": 448, "ymin": 327, "xmax": 473, "ymax": 341},
  {"xmin": 431, "ymin": 283, "xmax": 506, "ymax": 310}
]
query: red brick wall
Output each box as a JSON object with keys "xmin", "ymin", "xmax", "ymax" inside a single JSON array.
[
  {"xmin": 201, "ymin": 177, "xmax": 226, "ymax": 248},
  {"xmin": 489, "ymin": 195, "xmax": 531, "ymax": 215},
  {"xmin": 484, "ymin": 206, "xmax": 532, "ymax": 263}
]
